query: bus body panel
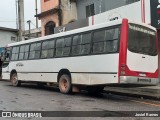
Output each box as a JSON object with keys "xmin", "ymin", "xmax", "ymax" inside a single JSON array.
[
  {"xmin": 2, "ymin": 72, "xmax": 10, "ymax": 80},
  {"xmin": 4, "ymin": 54, "xmax": 119, "ymax": 85},
  {"xmin": 127, "ymin": 50, "xmax": 158, "ymax": 73}
]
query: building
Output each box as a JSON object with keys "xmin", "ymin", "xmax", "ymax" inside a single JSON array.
[
  {"xmin": 0, "ymin": 27, "xmax": 18, "ymax": 48},
  {"xmin": 36, "ymin": 0, "xmax": 77, "ymax": 36},
  {"xmin": 24, "ymin": 28, "xmax": 41, "ymax": 40},
  {"xmin": 76, "ymin": 0, "xmax": 140, "ymax": 20},
  {"xmin": 55, "ymin": 0, "xmax": 144, "ymax": 33},
  {"xmin": 36, "ymin": 0, "xmax": 158, "ymax": 36},
  {"xmin": 87, "ymin": 0, "xmax": 150, "ymax": 25},
  {"xmin": 37, "ymin": 0, "xmax": 143, "ymax": 35}
]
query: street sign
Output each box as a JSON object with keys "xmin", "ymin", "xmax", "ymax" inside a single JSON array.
[{"xmin": 150, "ymin": 0, "xmax": 160, "ymax": 28}]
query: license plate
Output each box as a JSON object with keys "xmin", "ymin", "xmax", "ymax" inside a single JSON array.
[{"xmin": 138, "ymin": 78, "xmax": 151, "ymax": 83}]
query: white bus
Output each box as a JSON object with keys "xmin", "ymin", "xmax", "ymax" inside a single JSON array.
[{"xmin": 1, "ymin": 19, "xmax": 159, "ymax": 94}]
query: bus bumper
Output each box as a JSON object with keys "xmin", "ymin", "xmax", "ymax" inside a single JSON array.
[{"xmin": 120, "ymin": 76, "xmax": 159, "ymax": 85}]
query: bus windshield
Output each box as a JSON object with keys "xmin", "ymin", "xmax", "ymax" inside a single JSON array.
[{"xmin": 128, "ymin": 23, "xmax": 157, "ymax": 56}]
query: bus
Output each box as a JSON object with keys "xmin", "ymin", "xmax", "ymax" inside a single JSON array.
[
  {"xmin": 1, "ymin": 18, "xmax": 159, "ymax": 94},
  {"xmin": 0, "ymin": 47, "xmax": 5, "ymax": 78}
]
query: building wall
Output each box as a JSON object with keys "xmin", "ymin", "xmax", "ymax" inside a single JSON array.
[
  {"xmin": 24, "ymin": 28, "xmax": 41, "ymax": 40},
  {"xmin": 88, "ymin": 0, "xmax": 150, "ymax": 25},
  {"xmin": 41, "ymin": 13, "xmax": 59, "ymax": 36},
  {"xmin": 61, "ymin": 0, "xmax": 77, "ymax": 25},
  {"xmin": 40, "ymin": 0, "xmax": 59, "ymax": 36},
  {"xmin": 76, "ymin": 0, "xmax": 105, "ymax": 20},
  {"xmin": 104, "ymin": 0, "xmax": 126, "ymax": 11},
  {"xmin": 0, "ymin": 30, "xmax": 17, "ymax": 47},
  {"xmin": 41, "ymin": 0, "xmax": 59, "ymax": 12},
  {"xmin": 40, "ymin": 0, "xmax": 77, "ymax": 36},
  {"xmin": 76, "ymin": 0, "xmax": 139, "ymax": 19}
]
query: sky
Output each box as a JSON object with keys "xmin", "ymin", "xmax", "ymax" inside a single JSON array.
[{"xmin": 0, "ymin": 0, "xmax": 41, "ymax": 30}]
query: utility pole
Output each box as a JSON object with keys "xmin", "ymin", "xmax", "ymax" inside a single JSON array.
[
  {"xmin": 17, "ymin": 0, "xmax": 25, "ymax": 41},
  {"xmin": 27, "ymin": 20, "xmax": 31, "ymax": 39},
  {"xmin": 35, "ymin": 0, "xmax": 38, "ymax": 37},
  {"xmin": 99, "ymin": 0, "xmax": 102, "ymax": 13}
]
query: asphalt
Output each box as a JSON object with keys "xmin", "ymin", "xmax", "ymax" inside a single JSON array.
[{"xmin": 1, "ymin": 79, "xmax": 160, "ymax": 99}]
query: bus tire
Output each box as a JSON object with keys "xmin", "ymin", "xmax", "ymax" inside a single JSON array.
[
  {"xmin": 58, "ymin": 74, "xmax": 72, "ymax": 94},
  {"xmin": 87, "ymin": 86, "xmax": 104, "ymax": 95},
  {"xmin": 10, "ymin": 73, "xmax": 21, "ymax": 87}
]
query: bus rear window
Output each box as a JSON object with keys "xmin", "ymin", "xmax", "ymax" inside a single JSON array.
[{"xmin": 128, "ymin": 24, "xmax": 157, "ymax": 56}]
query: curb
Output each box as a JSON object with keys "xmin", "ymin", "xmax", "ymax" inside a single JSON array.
[{"xmin": 104, "ymin": 86, "xmax": 160, "ymax": 99}]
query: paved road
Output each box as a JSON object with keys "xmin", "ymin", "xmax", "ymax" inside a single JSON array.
[{"xmin": 0, "ymin": 81, "xmax": 160, "ymax": 120}]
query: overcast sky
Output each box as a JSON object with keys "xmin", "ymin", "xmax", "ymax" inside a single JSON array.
[{"xmin": 0, "ymin": 0, "xmax": 41, "ymax": 30}]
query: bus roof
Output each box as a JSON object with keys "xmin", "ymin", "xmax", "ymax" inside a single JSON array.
[{"xmin": 7, "ymin": 18, "xmax": 156, "ymax": 47}]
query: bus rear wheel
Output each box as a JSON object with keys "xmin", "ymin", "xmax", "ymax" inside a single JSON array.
[
  {"xmin": 58, "ymin": 74, "xmax": 72, "ymax": 94},
  {"xmin": 10, "ymin": 73, "xmax": 21, "ymax": 87}
]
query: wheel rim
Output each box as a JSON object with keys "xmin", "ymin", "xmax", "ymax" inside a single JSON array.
[
  {"xmin": 11, "ymin": 74, "xmax": 18, "ymax": 85},
  {"xmin": 59, "ymin": 78, "xmax": 69, "ymax": 92}
]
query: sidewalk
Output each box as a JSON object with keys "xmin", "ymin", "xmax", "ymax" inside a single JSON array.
[{"xmin": 104, "ymin": 84, "xmax": 160, "ymax": 99}]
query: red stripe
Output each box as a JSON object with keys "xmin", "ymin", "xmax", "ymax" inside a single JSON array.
[
  {"xmin": 92, "ymin": 16, "xmax": 94, "ymax": 25},
  {"xmin": 141, "ymin": 0, "xmax": 146, "ymax": 23},
  {"xmin": 118, "ymin": 19, "xmax": 129, "ymax": 83},
  {"xmin": 141, "ymin": 0, "xmax": 143, "ymax": 22},
  {"xmin": 143, "ymin": 0, "xmax": 145, "ymax": 23}
]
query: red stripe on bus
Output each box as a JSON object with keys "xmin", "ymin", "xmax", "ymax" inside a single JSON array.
[
  {"xmin": 124, "ymin": 66, "xmax": 158, "ymax": 78},
  {"xmin": 118, "ymin": 19, "xmax": 129, "ymax": 83},
  {"xmin": 92, "ymin": 16, "xmax": 94, "ymax": 25}
]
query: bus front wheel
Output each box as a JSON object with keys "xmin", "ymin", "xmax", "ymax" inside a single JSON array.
[
  {"xmin": 10, "ymin": 73, "xmax": 21, "ymax": 87},
  {"xmin": 58, "ymin": 74, "xmax": 72, "ymax": 94}
]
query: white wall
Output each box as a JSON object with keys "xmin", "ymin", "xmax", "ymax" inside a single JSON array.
[
  {"xmin": 89, "ymin": 0, "xmax": 151, "ymax": 25},
  {"xmin": 0, "ymin": 30, "xmax": 17, "ymax": 48}
]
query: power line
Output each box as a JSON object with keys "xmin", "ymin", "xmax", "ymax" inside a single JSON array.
[
  {"xmin": 0, "ymin": 19, "xmax": 37, "ymax": 23},
  {"xmin": 0, "ymin": 21, "xmax": 17, "ymax": 22},
  {"xmin": 30, "ymin": 20, "xmax": 41, "ymax": 30}
]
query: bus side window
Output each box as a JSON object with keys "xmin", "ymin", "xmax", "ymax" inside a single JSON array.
[
  {"xmin": 48, "ymin": 40, "xmax": 55, "ymax": 58},
  {"xmin": 11, "ymin": 47, "xmax": 19, "ymax": 61},
  {"xmin": 81, "ymin": 32, "xmax": 91, "ymax": 55},
  {"xmin": 56, "ymin": 38, "xmax": 64, "ymax": 57},
  {"xmin": 63, "ymin": 37, "xmax": 71, "ymax": 56},
  {"xmin": 35, "ymin": 42, "xmax": 41, "ymax": 59},
  {"xmin": 105, "ymin": 28, "xmax": 119, "ymax": 53},
  {"xmin": 93, "ymin": 30, "xmax": 105, "ymax": 54},
  {"xmin": 41, "ymin": 40, "xmax": 55, "ymax": 58},
  {"xmin": 24, "ymin": 45, "xmax": 29, "ymax": 60},
  {"xmin": 29, "ymin": 43, "xmax": 36, "ymax": 59},
  {"xmin": 29, "ymin": 42, "xmax": 41, "ymax": 59},
  {"xmin": 19, "ymin": 45, "xmax": 25, "ymax": 60},
  {"xmin": 19, "ymin": 45, "xmax": 30, "ymax": 60},
  {"xmin": 72, "ymin": 35, "xmax": 81, "ymax": 55},
  {"xmin": 41, "ymin": 41, "xmax": 49, "ymax": 58}
]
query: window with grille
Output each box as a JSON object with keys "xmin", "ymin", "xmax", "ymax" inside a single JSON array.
[{"xmin": 86, "ymin": 4, "xmax": 95, "ymax": 18}]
